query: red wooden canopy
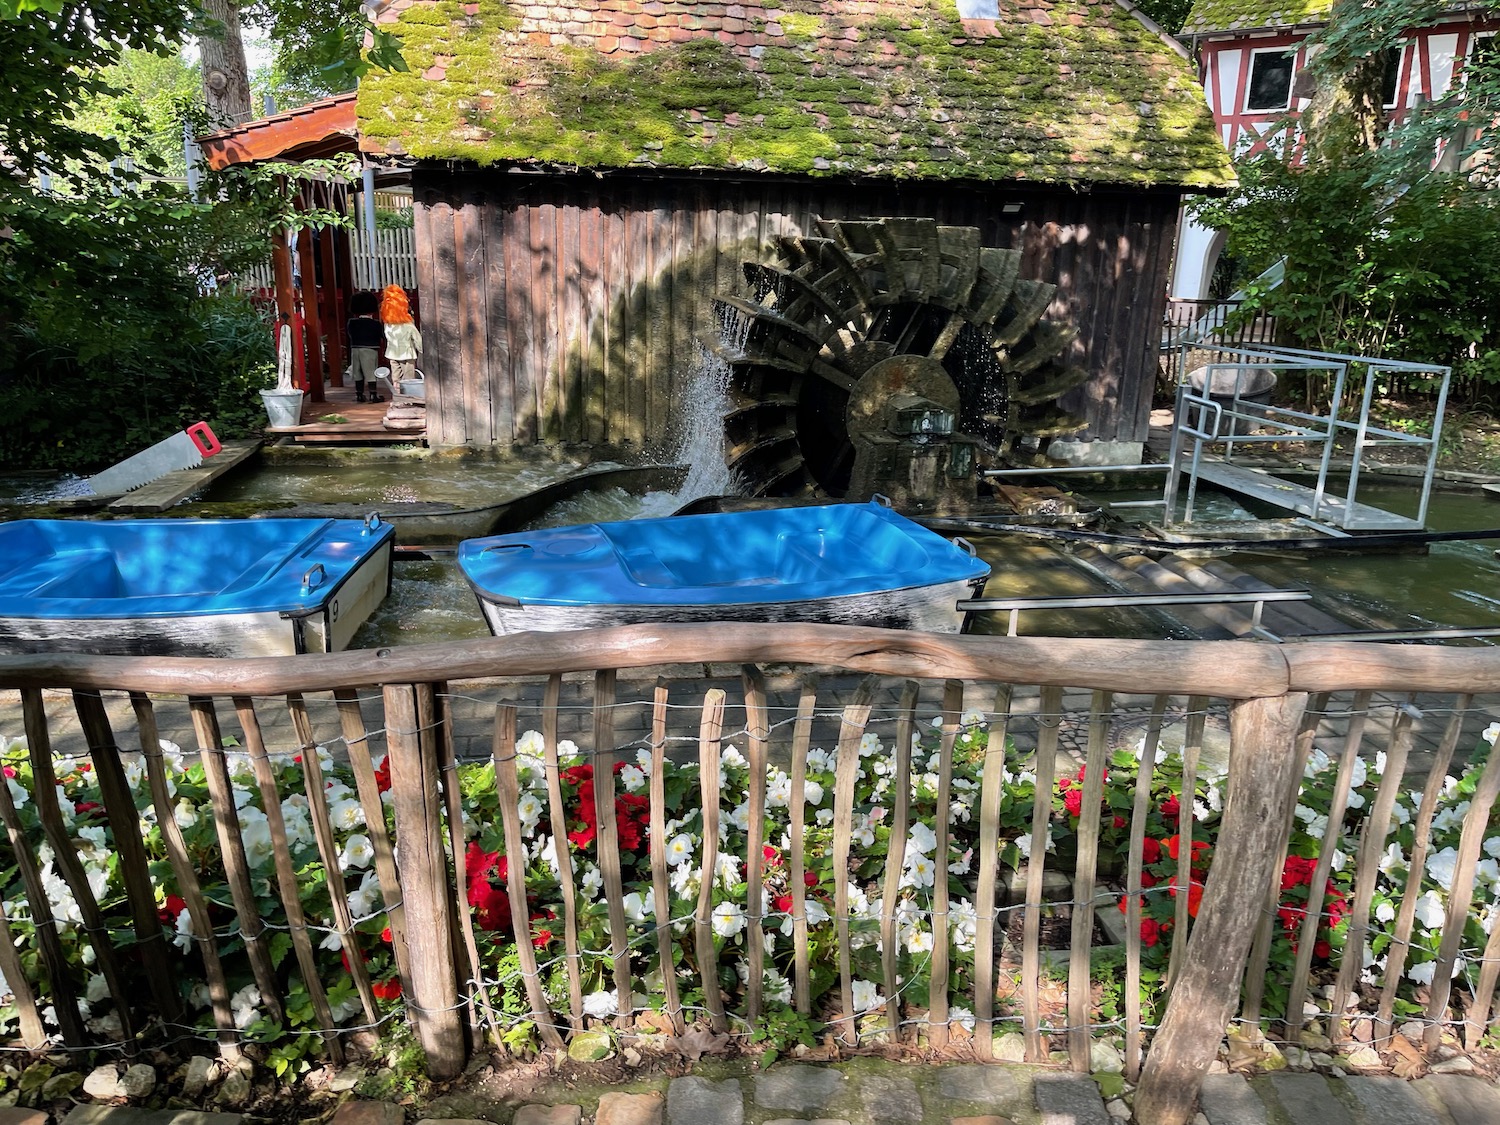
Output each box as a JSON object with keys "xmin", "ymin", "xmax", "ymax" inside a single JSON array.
[{"xmin": 198, "ymin": 93, "xmax": 358, "ymax": 171}]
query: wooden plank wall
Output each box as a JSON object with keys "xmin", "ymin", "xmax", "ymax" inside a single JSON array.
[{"xmin": 410, "ymin": 169, "xmax": 1181, "ymax": 453}]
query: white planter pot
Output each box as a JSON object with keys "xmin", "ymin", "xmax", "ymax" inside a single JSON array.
[{"xmin": 261, "ymin": 389, "xmax": 304, "ymax": 428}]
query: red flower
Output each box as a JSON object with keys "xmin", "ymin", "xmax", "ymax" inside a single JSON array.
[
  {"xmin": 1062, "ymin": 788, "xmax": 1084, "ymax": 818},
  {"xmin": 1141, "ymin": 870, "xmax": 1159, "ymax": 889},
  {"xmin": 1140, "ymin": 918, "xmax": 1160, "ymax": 947},
  {"xmin": 1314, "ymin": 940, "xmax": 1332, "ymax": 959},
  {"xmin": 372, "ymin": 977, "xmax": 402, "ymax": 1002},
  {"xmin": 1141, "ymin": 838, "xmax": 1162, "ymax": 865},
  {"xmin": 764, "ymin": 844, "xmax": 780, "ymax": 865},
  {"xmin": 1112, "ymin": 815, "xmax": 1127, "ymax": 829},
  {"xmin": 75, "ymin": 801, "xmax": 102, "ymax": 816},
  {"xmin": 1168, "ymin": 875, "xmax": 1204, "ymax": 918},
  {"xmin": 1281, "ymin": 856, "xmax": 1318, "ymax": 891},
  {"xmin": 157, "ymin": 894, "xmax": 187, "ymax": 924},
  {"xmin": 568, "ymin": 825, "xmax": 597, "ymax": 849},
  {"xmin": 773, "ymin": 894, "xmax": 794, "ymax": 914},
  {"xmin": 470, "ymin": 879, "xmax": 511, "ymax": 932},
  {"xmin": 1057, "ymin": 776, "xmax": 1073, "ymax": 792},
  {"xmin": 465, "ymin": 842, "xmax": 503, "ymax": 883},
  {"xmin": 532, "ymin": 929, "xmax": 553, "ymax": 949},
  {"xmin": 1160, "ymin": 796, "xmax": 1180, "ymax": 822},
  {"xmin": 372, "ymin": 755, "xmax": 392, "ymax": 793},
  {"xmin": 1163, "ymin": 835, "xmax": 1209, "ymax": 863},
  {"xmin": 804, "ymin": 871, "xmax": 819, "ymax": 888},
  {"xmin": 381, "ymin": 925, "xmax": 393, "ymax": 943},
  {"xmin": 2, "ymin": 767, "xmax": 14, "ymax": 779},
  {"xmin": 561, "ymin": 764, "xmax": 594, "ymax": 787}
]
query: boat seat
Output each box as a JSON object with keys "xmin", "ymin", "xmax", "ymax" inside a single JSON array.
[
  {"xmin": 614, "ymin": 544, "xmax": 678, "ymax": 588},
  {"xmin": 14, "ymin": 549, "xmax": 123, "ymax": 599},
  {"xmin": 774, "ymin": 541, "xmax": 836, "ymax": 584}
]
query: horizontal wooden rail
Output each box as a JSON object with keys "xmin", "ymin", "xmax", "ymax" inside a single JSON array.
[{"xmin": 1, "ymin": 625, "xmax": 1499, "ymax": 699}]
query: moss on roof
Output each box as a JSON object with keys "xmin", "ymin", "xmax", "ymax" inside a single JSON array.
[
  {"xmin": 358, "ymin": 0, "xmax": 1235, "ymax": 189},
  {"xmin": 1180, "ymin": 0, "xmax": 1330, "ymax": 34}
]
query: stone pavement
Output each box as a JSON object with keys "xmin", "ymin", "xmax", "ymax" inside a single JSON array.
[
  {"xmin": 406, "ymin": 1060, "xmax": 1500, "ymax": 1125},
  {"xmin": 14, "ymin": 1055, "xmax": 1498, "ymax": 1125}
]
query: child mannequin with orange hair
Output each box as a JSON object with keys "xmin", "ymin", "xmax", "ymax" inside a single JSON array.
[{"xmin": 380, "ymin": 285, "xmax": 422, "ymax": 388}]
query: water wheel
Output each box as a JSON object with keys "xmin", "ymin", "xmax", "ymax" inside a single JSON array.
[{"xmin": 712, "ymin": 217, "xmax": 1089, "ymax": 497}]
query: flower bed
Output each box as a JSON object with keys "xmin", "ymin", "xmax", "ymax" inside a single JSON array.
[{"xmin": 0, "ymin": 706, "xmax": 1496, "ymax": 1071}]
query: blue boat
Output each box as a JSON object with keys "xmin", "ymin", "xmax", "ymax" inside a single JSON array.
[
  {"xmin": 0, "ymin": 517, "xmax": 395, "ymax": 657},
  {"xmin": 457, "ymin": 499, "xmax": 990, "ymax": 635}
]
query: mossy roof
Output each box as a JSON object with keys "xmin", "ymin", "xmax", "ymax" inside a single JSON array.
[
  {"xmin": 357, "ymin": 0, "xmax": 1234, "ymax": 190},
  {"xmin": 1181, "ymin": 0, "xmax": 1488, "ymax": 34}
]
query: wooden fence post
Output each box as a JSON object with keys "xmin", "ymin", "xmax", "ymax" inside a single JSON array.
[
  {"xmin": 1135, "ymin": 692, "xmax": 1308, "ymax": 1125},
  {"xmin": 384, "ymin": 683, "xmax": 465, "ymax": 1079}
]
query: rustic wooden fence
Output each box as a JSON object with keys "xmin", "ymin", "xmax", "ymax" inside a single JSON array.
[{"xmin": 1, "ymin": 626, "xmax": 1499, "ymax": 1125}]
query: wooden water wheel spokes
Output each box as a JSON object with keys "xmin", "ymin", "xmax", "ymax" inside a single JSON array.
[{"xmin": 713, "ymin": 216, "xmax": 1090, "ymax": 497}]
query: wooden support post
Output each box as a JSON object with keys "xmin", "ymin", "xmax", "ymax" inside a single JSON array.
[
  {"xmin": 1135, "ymin": 692, "xmax": 1307, "ymax": 1125},
  {"xmin": 318, "ymin": 221, "xmax": 345, "ymax": 387},
  {"xmin": 383, "ymin": 683, "xmax": 465, "ymax": 1078},
  {"xmin": 296, "ymin": 224, "xmax": 326, "ymax": 403}
]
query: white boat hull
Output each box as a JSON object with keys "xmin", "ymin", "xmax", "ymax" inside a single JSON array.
[
  {"xmin": 474, "ymin": 576, "xmax": 983, "ymax": 637},
  {"xmin": 0, "ymin": 541, "xmax": 392, "ymax": 658}
]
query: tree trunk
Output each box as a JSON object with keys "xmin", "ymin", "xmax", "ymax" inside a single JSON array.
[{"xmin": 199, "ymin": 0, "xmax": 253, "ymax": 127}]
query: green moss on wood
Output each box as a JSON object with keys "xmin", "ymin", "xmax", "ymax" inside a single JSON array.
[
  {"xmin": 1181, "ymin": 0, "xmax": 1331, "ymax": 33},
  {"xmin": 358, "ymin": 0, "xmax": 1234, "ymax": 189}
]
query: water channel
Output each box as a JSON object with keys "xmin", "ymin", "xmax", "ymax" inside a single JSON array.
[{"xmin": 4, "ymin": 462, "xmax": 1497, "ymax": 650}]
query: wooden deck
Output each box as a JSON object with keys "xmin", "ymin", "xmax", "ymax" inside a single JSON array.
[
  {"xmin": 1190, "ymin": 459, "xmax": 1424, "ymax": 532},
  {"xmin": 106, "ymin": 439, "xmax": 263, "ymax": 514},
  {"xmin": 264, "ymin": 381, "xmax": 426, "ymax": 444}
]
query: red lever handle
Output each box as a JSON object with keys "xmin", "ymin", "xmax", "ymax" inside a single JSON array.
[{"xmin": 187, "ymin": 421, "xmax": 222, "ymax": 458}]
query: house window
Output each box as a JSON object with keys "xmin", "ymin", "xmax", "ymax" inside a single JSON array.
[
  {"xmin": 1245, "ymin": 49, "xmax": 1297, "ymax": 112},
  {"xmin": 1471, "ymin": 32, "xmax": 1498, "ymax": 71},
  {"xmin": 1382, "ymin": 45, "xmax": 1404, "ymax": 108}
]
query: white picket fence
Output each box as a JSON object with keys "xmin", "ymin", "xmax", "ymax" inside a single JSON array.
[
  {"xmin": 352, "ymin": 225, "xmax": 417, "ymax": 290},
  {"xmin": 233, "ymin": 225, "xmax": 417, "ymax": 294}
]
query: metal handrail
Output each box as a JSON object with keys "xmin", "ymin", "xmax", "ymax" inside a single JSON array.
[{"xmin": 957, "ymin": 588, "xmax": 1310, "ymax": 637}]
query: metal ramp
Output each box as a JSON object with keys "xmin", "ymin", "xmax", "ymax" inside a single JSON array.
[
  {"xmin": 1187, "ymin": 460, "xmax": 1424, "ymax": 532},
  {"xmin": 1159, "ymin": 343, "xmax": 1450, "ymax": 533}
]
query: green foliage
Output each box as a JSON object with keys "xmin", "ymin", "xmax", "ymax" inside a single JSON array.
[
  {"xmin": 748, "ymin": 1007, "xmax": 823, "ymax": 1067},
  {"xmin": 243, "ymin": 0, "xmax": 408, "ymax": 101},
  {"xmin": 69, "ymin": 45, "xmax": 202, "ymax": 179},
  {"xmin": 1192, "ymin": 1, "xmax": 1500, "ymax": 390},
  {"xmin": 0, "ymin": 185, "xmax": 278, "ymax": 470}
]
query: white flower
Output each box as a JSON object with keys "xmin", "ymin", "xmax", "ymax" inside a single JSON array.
[
  {"xmin": 85, "ymin": 973, "xmax": 109, "ymax": 1003},
  {"xmin": 538, "ymin": 835, "xmax": 561, "ymax": 876},
  {"xmin": 666, "ymin": 833, "xmax": 695, "ymax": 866},
  {"xmin": 1407, "ymin": 958, "xmax": 1464, "ymax": 985},
  {"xmin": 341, "ymin": 833, "xmax": 374, "ymax": 870},
  {"xmin": 727, "ymin": 802, "xmax": 751, "ymax": 832},
  {"xmin": 635, "ymin": 747, "xmax": 654, "ymax": 774},
  {"xmin": 803, "ymin": 780, "xmax": 825, "ymax": 806},
  {"xmin": 949, "ymin": 848, "xmax": 973, "ymax": 876},
  {"xmin": 583, "ymin": 988, "xmax": 618, "ymax": 1019},
  {"xmin": 173, "ymin": 908, "xmax": 194, "ymax": 952},
  {"xmin": 78, "ymin": 825, "xmax": 107, "ymax": 851},
  {"xmin": 765, "ymin": 968, "xmax": 792, "ymax": 1005},
  {"xmin": 319, "ymin": 929, "xmax": 343, "ymax": 952},
  {"xmin": 720, "ymin": 745, "xmax": 748, "ymax": 771},
  {"xmin": 5, "ymin": 777, "xmax": 28, "ymax": 810},
  {"xmin": 581, "ymin": 864, "xmax": 603, "ymax": 898},
  {"xmin": 618, "ymin": 765, "xmax": 646, "ymax": 793},
  {"xmin": 1379, "ymin": 842, "xmax": 1407, "ymax": 877},
  {"xmin": 230, "ymin": 984, "xmax": 262, "ymax": 1030},
  {"xmin": 517, "ymin": 792, "xmax": 543, "ymax": 836},
  {"xmin": 851, "ymin": 979, "xmax": 881, "ymax": 1014},
  {"xmin": 1484, "ymin": 723, "xmax": 1500, "ymax": 746},
  {"xmin": 1374, "ymin": 900, "xmax": 1395, "ymax": 923},
  {"xmin": 906, "ymin": 927, "xmax": 934, "ymax": 954},
  {"xmin": 715, "ymin": 853, "xmax": 743, "ymax": 890},
  {"xmin": 329, "ymin": 798, "xmax": 365, "ymax": 832},
  {"xmin": 1432, "ymin": 800, "xmax": 1471, "ymax": 835},
  {"xmin": 949, "ymin": 1005, "xmax": 976, "ymax": 1031},
  {"xmin": 949, "ymin": 899, "xmax": 977, "ymax": 952},
  {"xmin": 348, "ymin": 872, "xmax": 382, "ymax": 919},
  {"xmin": 711, "ymin": 901, "xmax": 746, "ymax": 938},
  {"xmin": 622, "ymin": 888, "xmax": 656, "ymax": 923},
  {"xmin": 173, "ymin": 799, "xmax": 199, "ymax": 829},
  {"xmin": 1485, "ymin": 837, "xmax": 1500, "ymax": 860},
  {"xmin": 188, "ymin": 983, "xmax": 212, "ymax": 1010},
  {"xmin": 1304, "ymin": 748, "xmax": 1332, "ymax": 778},
  {"xmin": 901, "ymin": 853, "xmax": 936, "ymax": 889},
  {"xmin": 859, "ymin": 732, "xmax": 882, "ymax": 758},
  {"xmin": 1427, "ymin": 847, "xmax": 1460, "ymax": 892},
  {"xmin": 670, "ymin": 863, "xmax": 699, "ymax": 900},
  {"xmin": 815, "ymin": 809, "xmax": 834, "ymax": 826},
  {"xmin": 907, "ymin": 822, "xmax": 937, "ymax": 855},
  {"xmin": 1413, "ymin": 890, "xmax": 1446, "ymax": 930},
  {"xmin": 806, "ymin": 748, "xmax": 832, "ymax": 773}
]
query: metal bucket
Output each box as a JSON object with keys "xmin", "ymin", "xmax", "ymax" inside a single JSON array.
[{"xmin": 260, "ymin": 389, "xmax": 304, "ymax": 428}]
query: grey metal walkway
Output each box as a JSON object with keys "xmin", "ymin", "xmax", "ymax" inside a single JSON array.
[{"xmin": 1190, "ymin": 460, "xmax": 1425, "ymax": 533}]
